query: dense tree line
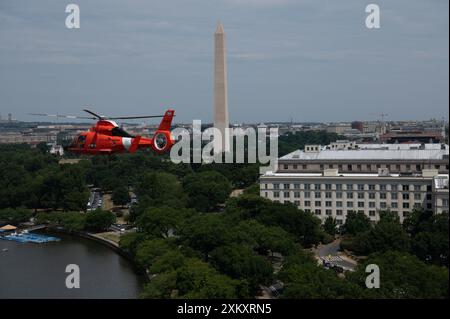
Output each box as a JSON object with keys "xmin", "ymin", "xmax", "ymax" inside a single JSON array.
[{"xmin": 341, "ymin": 210, "xmax": 449, "ymax": 267}]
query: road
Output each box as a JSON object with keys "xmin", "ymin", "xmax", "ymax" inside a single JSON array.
[{"xmin": 315, "ymin": 238, "xmax": 357, "ymax": 271}]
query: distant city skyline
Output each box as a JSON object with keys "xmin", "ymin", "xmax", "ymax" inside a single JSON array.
[{"xmin": 0, "ymin": 0, "xmax": 448, "ymax": 123}]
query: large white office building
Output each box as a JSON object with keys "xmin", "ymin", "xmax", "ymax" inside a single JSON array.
[{"xmin": 259, "ymin": 142, "xmax": 449, "ymax": 224}]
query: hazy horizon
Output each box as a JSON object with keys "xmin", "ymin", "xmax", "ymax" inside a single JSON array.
[{"xmin": 0, "ymin": 0, "xmax": 448, "ymax": 123}]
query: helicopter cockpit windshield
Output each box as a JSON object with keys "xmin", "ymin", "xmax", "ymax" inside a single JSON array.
[{"xmin": 111, "ymin": 127, "xmax": 134, "ymax": 138}]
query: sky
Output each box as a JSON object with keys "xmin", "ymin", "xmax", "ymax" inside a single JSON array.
[{"xmin": 0, "ymin": 0, "xmax": 448, "ymax": 124}]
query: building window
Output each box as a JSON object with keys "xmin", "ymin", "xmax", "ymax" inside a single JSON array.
[
  {"xmin": 348, "ymin": 164, "xmax": 352, "ymax": 171},
  {"xmin": 336, "ymin": 201, "xmax": 343, "ymax": 207},
  {"xmin": 336, "ymin": 184, "xmax": 342, "ymax": 190},
  {"xmin": 283, "ymin": 164, "xmax": 288, "ymax": 169},
  {"xmin": 294, "ymin": 192, "xmax": 300, "ymax": 198},
  {"xmin": 325, "ymin": 201, "xmax": 332, "ymax": 207},
  {"xmin": 284, "ymin": 183, "xmax": 290, "ymax": 189},
  {"xmin": 357, "ymin": 164, "xmax": 362, "ymax": 171},
  {"xmin": 283, "ymin": 192, "xmax": 289, "ymax": 198},
  {"xmin": 426, "ymin": 194, "xmax": 432, "ymax": 201},
  {"xmin": 403, "ymin": 211, "xmax": 409, "ymax": 218},
  {"xmin": 315, "ymin": 184, "xmax": 321, "ymax": 190},
  {"xmin": 396, "ymin": 164, "xmax": 401, "ymax": 170},
  {"xmin": 358, "ymin": 192, "xmax": 364, "ymax": 199},
  {"xmin": 416, "ymin": 164, "xmax": 421, "ymax": 171},
  {"xmin": 320, "ymin": 164, "xmax": 324, "ymax": 170},
  {"xmin": 414, "ymin": 185, "xmax": 421, "ymax": 191},
  {"xmin": 358, "ymin": 184, "xmax": 365, "ymax": 191},
  {"xmin": 336, "ymin": 210, "xmax": 343, "ymax": 216},
  {"xmin": 369, "ymin": 193, "xmax": 376, "ymax": 199},
  {"xmin": 325, "ymin": 209, "xmax": 332, "ymax": 216},
  {"xmin": 369, "ymin": 202, "xmax": 375, "ymax": 208},
  {"xmin": 315, "ymin": 201, "xmax": 321, "ymax": 207},
  {"xmin": 274, "ymin": 192, "xmax": 280, "ymax": 198},
  {"xmin": 336, "ymin": 219, "xmax": 343, "ymax": 225},
  {"xmin": 315, "ymin": 209, "xmax": 321, "ymax": 215},
  {"xmin": 294, "ymin": 183, "xmax": 300, "ymax": 189},
  {"xmin": 347, "ymin": 202, "xmax": 353, "ymax": 208},
  {"xmin": 391, "ymin": 193, "xmax": 398, "ymax": 200},
  {"xmin": 304, "ymin": 201, "xmax": 311, "ymax": 207},
  {"xmin": 414, "ymin": 193, "xmax": 421, "ymax": 200},
  {"xmin": 293, "ymin": 164, "xmax": 298, "ymax": 169},
  {"xmin": 380, "ymin": 185, "xmax": 387, "ymax": 191},
  {"xmin": 443, "ymin": 199, "xmax": 449, "ymax": 207},
  {"xmin": 402, "ymin": 193, "xmax": 410, "ymax": 200},
  {"xmin": 302, "ymin": 164, "xmax": 307, "ymax": 170},
  {"xmin": 358, "ymin": 202, "xmax": 365, "ymax": 208},
  {"xmin": 403, "ymin": 203, "xmax": 410, "ymax": 209},
  {"xmin": 325, "ymin": 192, "xmax": 332, "ymax": 198},
  {"xmin": 380, "ymin": 193, "xmax": 387, "ymax": 199},
  {"xmin": 402, "ymin": 185, "xmax": 409, "ymax": 191},
  {"xmin": 336, "ymin": 192, "xmax": 343, "ymax": 199},
  {"xmin": 304, "ymin": 191, "xmax": 311, "ymax": 198},
  {"xmin": 380, "ymin": 202, "xmax": 387, "ymax": 209},
  {"xmin": 294, "ymin": 200, "xmax": 300, "ymax": 206},
  {"xmin": 392, "ymin": 202, "xmax": 398, "ymax": 208},
  {"xmin": 347, "ymin": 192, "xmax": 353, "ymax": 199},
  {"xmin": 369, "ymin": 184, "xmax": 375, "ymax": 191},
  {"xmin": 274, "ymin": 183, "xmax": 280, "ymax": 190},
  {"xmin": 315, "ymin": 192, "xmax": 321, "ymax": 199},
  {"xmin": 369, "ymin": 211, "xmax": 376, "ymax": 217},
  {"xmin": 406, "ymin": 164, "xmax": 411, "ymax": 171},
  {"xmin": 346, "ymin": 184, "xmax": 353, "ymax": 190},
  {"xmin": 304, "ymin": 184, "xmax": 311, "ymax": 190},
  {"xmin": 325, "ymin": 184, "xmax": 332, "ymax": 190}
]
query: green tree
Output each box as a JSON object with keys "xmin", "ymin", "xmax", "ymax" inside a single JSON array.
[
  {"xmin": 135, "ymin": 172, "xmax": 186, "ymax": 209},
  {"xmin": 112, "ymin": 186, "xmax": 131, "ymax": 207},
  {"xmin": 183, "ymin": 171, "xmax": 232, "ymax": 212},
  {"xmin": 135, "ymin": 238, "xmax": 172, "ymax": 269},
  {"xmin": 279, "ymin": 262, "xmax": 362, "ymax": 298},
  {"xmin": 353, "ymin": 213, "xmax": 411, "ymax": 255},
  {"xmin": 210, "ymin": 244, "xmax": 273, "ymax": 290},
  {"xmin": 323, "ymin": 216, "xmax": 337, "ymax": 236},
  {"xmin": 179, "ymin": 214, "xmax": 231, "ymax": 259},
  {"xmin": 85, "ymin": 209, "xmax": 115, "ymax": 232},
  {"xmin": 0, "ymin": 208, "xmax": 33, "ymax": 224},
  {"xmin": 344, "ymin": 211, "xmax": 372, "ymax": 235},
  {"xmin": 136, "ymin": 206, "xmax": 192, "ymax": 238},
  {"xmin": 348, "ymin": 251, "xmax": 449, "ymax": 298}
]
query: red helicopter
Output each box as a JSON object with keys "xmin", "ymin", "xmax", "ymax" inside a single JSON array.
[{"xmin": 31, "ymin": 108, "xmax": 175, "ymax": 155}]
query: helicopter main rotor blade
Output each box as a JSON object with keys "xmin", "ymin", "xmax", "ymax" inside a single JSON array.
[
  {"xmin": 83, "ymin": 108, "xmax": 104, "ymax": 120},
  {"xmin": 108, "ymin": 115, "xmax": 166, "ymax": 120},
  {"xmin": 29, "ymin": 113, "xmax": 94, "ymax": 120}
]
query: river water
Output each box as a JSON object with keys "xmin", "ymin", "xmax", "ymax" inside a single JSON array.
[{"xmin": 0, "ymin": 232, "xmax": 144, "ymax": 299}]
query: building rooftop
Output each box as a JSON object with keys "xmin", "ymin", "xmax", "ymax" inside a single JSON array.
[
  {"xmin": 261, "ymin": 171, "xmax": 449, "ymax": 180},
  {"xmin": 280, "ymin": 143, "xmax": 449, "ymax": 161}
]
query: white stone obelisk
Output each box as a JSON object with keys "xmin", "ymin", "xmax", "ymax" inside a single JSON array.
[{"xmin": 213, "ymin": 22, "xmax": 230, "ymax": 153}]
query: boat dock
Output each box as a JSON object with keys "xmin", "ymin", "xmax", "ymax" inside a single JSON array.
[{"xmin": 0, "ymin": 232, "xmax": 60, "ymax": 244}]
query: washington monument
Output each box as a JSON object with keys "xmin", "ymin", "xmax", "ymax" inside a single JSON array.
[{"xmin": 213, "ymin": 22, "xmax": 230, "ymax": 153}]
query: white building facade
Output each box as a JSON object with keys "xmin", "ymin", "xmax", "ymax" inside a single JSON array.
[{"xmin": 260, "ymin": 142, "xmax": 449, "ymax": 224}]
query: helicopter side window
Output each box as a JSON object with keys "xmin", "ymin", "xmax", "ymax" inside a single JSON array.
[
  {"xmin": 77, "ymin": 135, "xmax": 86, "ymax": 147},
  {"xmin": 111, "ymin": 127, "xmax": 134, "ymax": 138}
]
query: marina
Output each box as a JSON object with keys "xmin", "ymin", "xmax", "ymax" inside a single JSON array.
[{"xmin": 0, "ymin": 230, "xmax": 60, "ymax": 244}]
